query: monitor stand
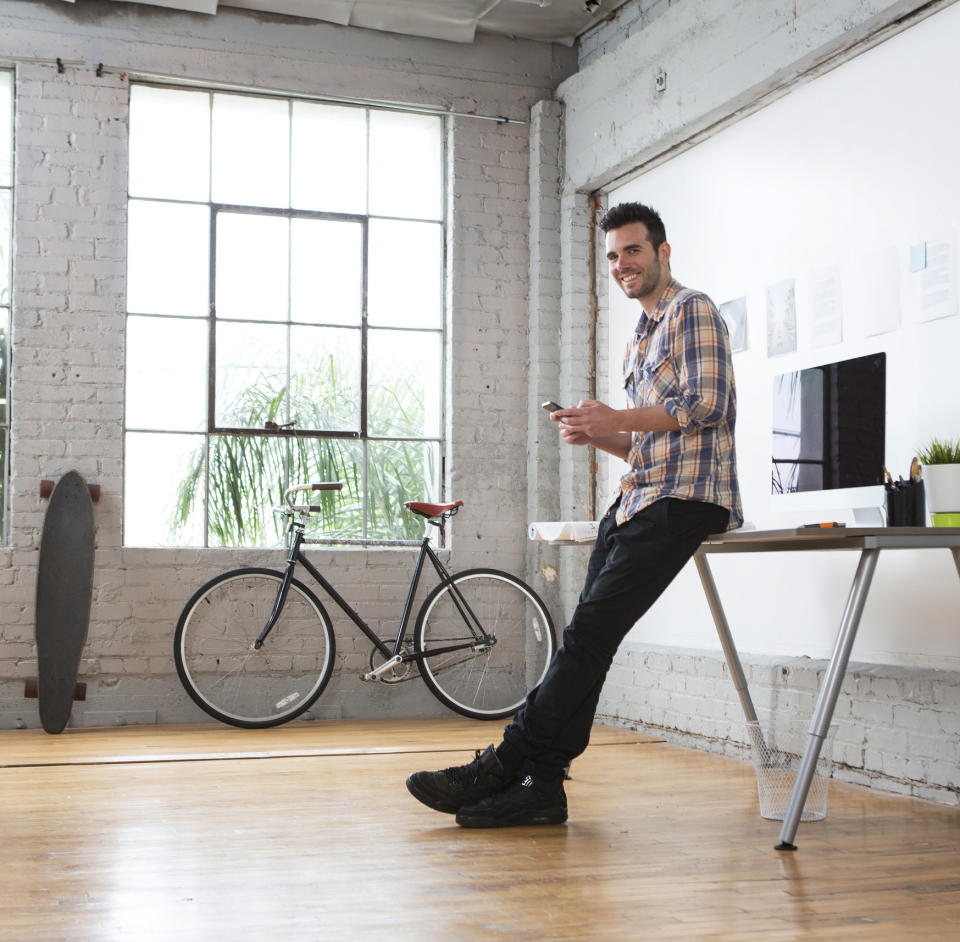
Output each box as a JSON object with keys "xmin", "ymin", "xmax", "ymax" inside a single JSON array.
[{"xmin": 853, "ymin": 506, "xmax": 885, "ymax": 526}]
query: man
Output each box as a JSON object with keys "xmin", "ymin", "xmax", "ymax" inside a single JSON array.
[{"xmin": 406, "ymin": 201, "xmax": 742, "ymax": 827}]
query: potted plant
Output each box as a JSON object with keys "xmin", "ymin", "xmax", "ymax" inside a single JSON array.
[{"xmin": 917, "ymin": 437, "xmax": 960, "ymax": 526}]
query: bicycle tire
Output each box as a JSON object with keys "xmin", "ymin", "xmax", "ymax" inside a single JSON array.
[
  {"xmin": 414, "ymin": 568, "xmax": 556, "ymax": 720},
  {"xmin": 174, "ymin": 567, "xmax": 336, "ymax": 729}
]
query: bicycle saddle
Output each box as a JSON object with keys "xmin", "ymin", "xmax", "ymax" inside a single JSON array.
[{"xmin": 404, "ymin": 500, "xmax": 463, "ymax": 519}]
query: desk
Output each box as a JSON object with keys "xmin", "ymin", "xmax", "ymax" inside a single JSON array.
[{"xmin": 695, "ymin": 526, "xmax": 960, "ymax": 850}]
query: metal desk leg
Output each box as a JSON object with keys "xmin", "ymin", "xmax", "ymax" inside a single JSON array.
[
  {"xmin": 775, "ymin": 547, "xmax": 880, "ymax": 851},
  {"xmin": 694, "ymin": 555, "xmax": 764, "ymax": 753}
]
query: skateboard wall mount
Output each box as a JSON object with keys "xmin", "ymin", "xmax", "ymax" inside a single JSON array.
[
  {"xmin": 24, "ymin": 678, "xmax": 87, "ymax": 702},
  {"xmin": 40, "ymin": 479, "xmax": 101, "ymax": 502}
]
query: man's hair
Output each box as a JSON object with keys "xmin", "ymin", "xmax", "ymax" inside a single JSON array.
[{"xmin": 598, "ymin": 202, "xmax": 667, "ymax": 250}]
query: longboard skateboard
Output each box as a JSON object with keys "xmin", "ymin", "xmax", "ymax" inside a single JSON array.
[{"xmin": 35, "ymin": 471, "xmax": 95, "ymax": 733}]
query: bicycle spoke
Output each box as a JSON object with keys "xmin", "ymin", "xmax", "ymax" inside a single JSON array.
[
  {"xmin": 175, "ymin": 570, "xmax": 335, "ymax": 728},
  {"xmin": 415, "ymin": 570, "xmax": 555, "ymax": 720}
]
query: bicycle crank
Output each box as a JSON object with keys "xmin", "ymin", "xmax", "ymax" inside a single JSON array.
[{"xmin": 363, "ymin": 644, "xmax": 414, "ymax": 683}]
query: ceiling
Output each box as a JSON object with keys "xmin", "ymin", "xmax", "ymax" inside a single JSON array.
[{"xmin": 90, "ymin": 0, "xmax": 628, "ymax": 45}]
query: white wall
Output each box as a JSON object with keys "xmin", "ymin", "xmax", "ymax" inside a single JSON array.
[{"xmin": 606, "ymin": 2, "xmax": 960, "ymax": 668}]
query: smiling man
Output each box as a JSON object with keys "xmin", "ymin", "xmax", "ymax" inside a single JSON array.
[{"xmin": 406, "ymin": 201, "xmax": 742, "ymax": 828}]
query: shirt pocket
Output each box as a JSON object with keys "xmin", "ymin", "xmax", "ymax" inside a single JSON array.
[
  {"xmin": 639, "ymin": 340, "xmax": 677, "ymax": 401},
  {"xmin": 622, "ymin": 347, "xmax": 641, "ymax": 401}
]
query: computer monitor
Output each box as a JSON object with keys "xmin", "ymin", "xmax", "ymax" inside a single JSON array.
[{"xmin": 771, "ymin": 352, "xmax": 887, "ymax": 522}]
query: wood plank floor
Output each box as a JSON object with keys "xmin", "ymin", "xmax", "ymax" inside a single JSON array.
[{"xmin": 0, "ymin": 719, "xmax": 958, "ymax": 941}]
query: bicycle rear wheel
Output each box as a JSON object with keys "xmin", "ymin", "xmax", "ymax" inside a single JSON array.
[
  {"xmin": 414, "ymin": 568, "xmax": 556, "ymax": 720},
  {"xmin": 174, "ymin": 567, "xmax": 335, "ymax": 728}
]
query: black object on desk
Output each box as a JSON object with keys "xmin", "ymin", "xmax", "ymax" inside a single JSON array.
[{"xmin": 885, "ymin": 478, "xmax": 925, "ymax": 526}]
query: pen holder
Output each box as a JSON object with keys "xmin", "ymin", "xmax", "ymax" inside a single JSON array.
[{"xmin": 885, "ymin": 479, "xmax": 926, "ymax": 526}]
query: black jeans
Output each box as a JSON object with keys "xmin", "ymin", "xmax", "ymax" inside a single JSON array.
[{"xmin": 502, "ymin": 497, "xmax": 730, "ymax": 772}]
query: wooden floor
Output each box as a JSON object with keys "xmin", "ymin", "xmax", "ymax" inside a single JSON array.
[{"xmin": 1, "ymin": 719, "xmax": 958, "ymax": 941}]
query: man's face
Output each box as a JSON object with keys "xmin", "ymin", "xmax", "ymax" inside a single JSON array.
[{"xmin": 605, "ymin": 222, "xmax": 670, "ymax": 303}]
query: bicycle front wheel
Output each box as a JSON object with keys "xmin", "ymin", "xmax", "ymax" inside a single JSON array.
[
  {"xmin": 174, "ymin": 567, "xmax": 336, "ymax": 728},
  {"xmin": 414, "ymin": 569, "xmax": 556, "ymax": 720}
]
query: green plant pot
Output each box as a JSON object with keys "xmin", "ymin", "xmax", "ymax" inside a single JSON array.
[{"xmin": 931, "ymin": 512, "xmax": 960, "ymax": 527}]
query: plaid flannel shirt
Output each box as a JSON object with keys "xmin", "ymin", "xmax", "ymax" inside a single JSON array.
[{"xmin": 609, "ymin": 278, "xmax": 743, "ymax": 530}]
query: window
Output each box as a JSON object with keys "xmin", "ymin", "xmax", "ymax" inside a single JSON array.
[
  {"xmin": 125, "ymin": 85, "xmax": 445, "ymax": 546},
  {"xmin": 0, "ymin": 70, "xmax": 12, "ymax": 542}
]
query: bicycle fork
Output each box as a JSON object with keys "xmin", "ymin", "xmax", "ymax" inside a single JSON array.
[{"xmin": 252, "ymin": 529, "xmax": 302, "ymax": 650}]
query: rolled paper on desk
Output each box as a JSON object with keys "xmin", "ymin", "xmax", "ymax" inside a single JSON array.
[{"xmin": 529, "ymin": 521, "xmax": 600, "ymax": 543}]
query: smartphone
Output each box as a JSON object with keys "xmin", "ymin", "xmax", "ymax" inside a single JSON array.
[{"xmin": 541, "ymin": 400, "xmax": 564, "ymax": 413}]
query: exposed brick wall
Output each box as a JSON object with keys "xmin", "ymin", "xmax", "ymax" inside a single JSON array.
[
  {"xmin": 563, "ymin": 0, "xmax": 954, "ymax": 192},
  {"xmin": 0, "ymin": 2, "xmax": 570, "ymax": 728},
  {"xmin": 525, "ymin": 100, "xmax": 564, "ymax": 621},
  {"xmin": 599, "ymin": 643, "xmax": 960, "ymax": 805},
  {"xmin": 5, "ymin": 62, "xmax": 128, "ymax": 713},
  {"xmin": 448, "ymin": 113, "xmax": 533, "ymax": 573},
  {"xmin": 578, "ymin": 0, "xmax": 671, "ymax": 70}
]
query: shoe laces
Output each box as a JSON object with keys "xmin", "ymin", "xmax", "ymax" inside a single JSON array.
[{"xmin": 445, "ymin": 749, "xmax": 484, "ymax": 785}]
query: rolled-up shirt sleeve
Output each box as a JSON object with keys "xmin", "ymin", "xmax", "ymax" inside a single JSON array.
[{"xmin": 662, "ymin": 296, "xmax": 733, "ymax": 432}]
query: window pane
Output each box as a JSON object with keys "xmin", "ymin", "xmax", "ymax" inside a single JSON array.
[
  {"xmin": 368, "ymin": 329, "xmax": 441, "ymax": 437},
  {"xmin": 0, "ymin": 318, "xmax": 7, "ymax": 424},
  {"xmin": 127, "ymin": 316, "xmax": 207, "ymax": 431},
  {"xmin": 125, "ymin": 432, "xmax": 205, "ymax": 546},
  {"xmin": 125, "ymin": 84, "xmax": 446, "ymax": 547},
  {"xmin": 127, "ymin": 200, "xmax": 210, "ymax": 316},
  {"xmin": 289, "ymin": 325, "xmax": 361, "ymax": 431},
  {"xmin": 366, "ymin": 440, "xmax": 439, "ymax": 540},
  {"xmin": 291, "ymin": 217, "xmax": 362, "ymax": 326},
  {"xmin": 368, "ymin": 219, "xmax": 442, "ymax": 328},
  {"xmin": 0, "ymin": 189, "xmax": 9, "ymax": 306},
  {"xmin": 291, "ymin": 437, "xmax": 364, "ymax": 541},
  {"xmin": 291, "ymin": 102, "xmax": 366, "ymax": 214},
  {"xmin": 369, "ymin": 111, "xmax": 442, "ymax": 220},
  {"xmin": 128, "ymin": 85, "xmax": 210, "ymax": 201},
  {"xmin": 206, "ymin": 435, "xmax": 289, "ymax": 547},
  {"xmin": 215, "ymin": 322, "xmax": 287, "ymax": 428},
  {"xmin": 212, "ymin": 94, "xmax": 289, "ymax": 208},
  {"xmin": 216, "ymin": 212, "xmax": 289, "ymax": 322},
  {"xmin": 0, "ymin": 71, "xmax": 11, "ymax": 187}
]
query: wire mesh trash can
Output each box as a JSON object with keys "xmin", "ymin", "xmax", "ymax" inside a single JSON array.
[{"xmin": 746, "ymin": 720, "xmax": 835, "ymax": 822}]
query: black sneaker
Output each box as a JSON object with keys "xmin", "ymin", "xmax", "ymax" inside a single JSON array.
[
  {"xmin": 406, "ymin": 745, "xmax": 509, "ymax": 814},
  {"xmin": 455, "ymin": 771, "xmax": 567, "ymax": 828}
]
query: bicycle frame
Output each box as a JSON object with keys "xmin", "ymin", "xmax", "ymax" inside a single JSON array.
[{"xmin": 254, "ymin": 519, "xmax": 493, "ymax": 680}]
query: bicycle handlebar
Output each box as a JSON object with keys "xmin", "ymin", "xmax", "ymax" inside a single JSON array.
[{"xmin": 283, "ymin": 482, "xmax": 343, "ymax": 506}]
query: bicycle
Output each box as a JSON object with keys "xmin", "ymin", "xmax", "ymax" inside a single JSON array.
[{"xmin": 174, "ymin": 483, "xmax": 557, "ymax": 728}]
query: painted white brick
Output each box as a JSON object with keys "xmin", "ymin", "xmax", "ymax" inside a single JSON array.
[
  {"xmin": 0, "ymin": 12, "xmax": 566, "ymax": 726},
  {"xmin": 602, "ymin": 642, "xmax": 960, "ymax": 802}
]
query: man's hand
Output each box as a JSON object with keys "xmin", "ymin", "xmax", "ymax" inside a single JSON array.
[
  {"xmin": 550, "ymin": 399, "xmax": 680, "ymax": 460},
  {"xmin": 552, "ymin": 400, "xmax": 621, "ymax": 440},
  {"xmin": 551, "ymin": 400, "xmax": 630, "ymax": 459}
]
